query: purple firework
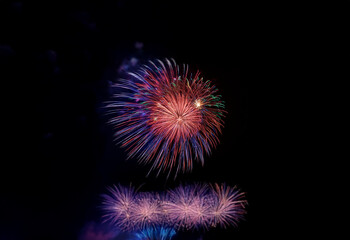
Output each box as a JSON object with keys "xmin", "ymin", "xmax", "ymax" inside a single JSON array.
[
  {"xmin": 163, "ymin": 184, "xmax": 214, "ymax": 230},
  {"xmin": 129, "ymin": 192, "xmax": 164, "ymax": 229},
  {"xmin": 101, "ymin": 183, "xmax": 247, "ymax": 232},
  {"xmin": 101, "ymin": 185, "xmax": 137, "ymax": 231}
]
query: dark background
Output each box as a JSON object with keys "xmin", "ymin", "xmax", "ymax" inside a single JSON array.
[{"xmin": 0, "ymin": 1, "xmax": 304, "ymax": 239}]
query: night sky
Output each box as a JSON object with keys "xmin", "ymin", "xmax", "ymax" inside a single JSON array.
[{"xmin": 1, "ymin": 1, "xmax": 302, "ymax": 239}]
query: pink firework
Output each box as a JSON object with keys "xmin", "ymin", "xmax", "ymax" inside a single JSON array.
[
  {"xmin": 163, "ymin": 184, "xmax": 214, "ymax": 230},
  {"xmin": 129, "ymin": 192, "xmax": 164, "ymax": 229},
  {"xmin": 101, "ymin": 183, "xmax": 247, "ymax": 232},
  {"xmin": 101, "ymin": 185, "xmax": 137, "ymax": 231},
  {"xmin": 209, "ymin": 184, "xmax": 247, "ymax": 228},
  {"xmin": 107, "ymin": 59, "xmax": 226, "ymax": 177}
]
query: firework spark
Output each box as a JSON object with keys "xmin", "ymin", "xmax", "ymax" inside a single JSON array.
[{"xmin": 106, "ymin": 59, "xmax": 225, "ymax": 177}]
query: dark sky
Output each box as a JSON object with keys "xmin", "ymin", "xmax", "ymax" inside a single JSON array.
[{"xmin": 1, "ymin": 1, "xmax": 305, "ymax": 239}]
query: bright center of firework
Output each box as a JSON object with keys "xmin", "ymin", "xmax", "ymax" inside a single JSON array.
[
  {"xmin": 194, "ymin": 99, "xmax": 202, "ymax": 108},
  {"xmin": 150, "ymin": 94, "xmax": 202, "ymax": 139}
]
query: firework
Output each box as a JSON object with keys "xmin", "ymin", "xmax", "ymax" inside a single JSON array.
[
  {"xmin": 134, "ymin": 227, "xmax": 176, "ymax": 240},
  {"xmin": 163, "ymin": 184, "xmax": 214, "ymax": 230},
  {"xmin": 101, "ymin": 183, "xmax": 246, "ymax": 233},
  {"xmin": 101, "ymin": 185, "xmax": 137, "ymax": 231},
  {"xmin": 209, "ymin": 184, "xmax": 247, "ymax": 228},
  {"xmin": 129, "ymin": 192, "xmax": 164, "ymax": 229},
  {"xmin": 106, "ymin": 59, "xmax": 225, "ymax": 177}
]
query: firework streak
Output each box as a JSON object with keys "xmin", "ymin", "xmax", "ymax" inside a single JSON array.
[
  {"xmin": 106, "ymin": 59, "xmax": 225, "ymax": 177},
  {"xmin": 101, "ymin": 184, "xmax": 247, "ymax": 232}
]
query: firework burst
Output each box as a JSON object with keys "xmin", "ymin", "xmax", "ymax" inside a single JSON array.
[
  {"xmin": 101, "ymin": 185, "xmax": 137, "ymax": 231},
  {"xmin": 163, "ymin": 184, "xmax": 213, "ymax": 230},
  {"xmin": 101, "ymin": 183, "xmax": 247, "ymax": 233},
  {"xmin": 106, "ymin": 59, "xmax": 225, "ymax": 177},
  {"xmin": 209, "ymin": 184, "xmax": 247, "ymax": 228},
  {"xmin": 130, "ymin": 192, "xmax": 164, "ymax": 229}
]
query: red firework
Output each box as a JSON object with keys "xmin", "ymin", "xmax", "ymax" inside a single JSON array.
[{"xmin": 107, "ymin": 59, "xmax": 225, "ymax": 177}]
